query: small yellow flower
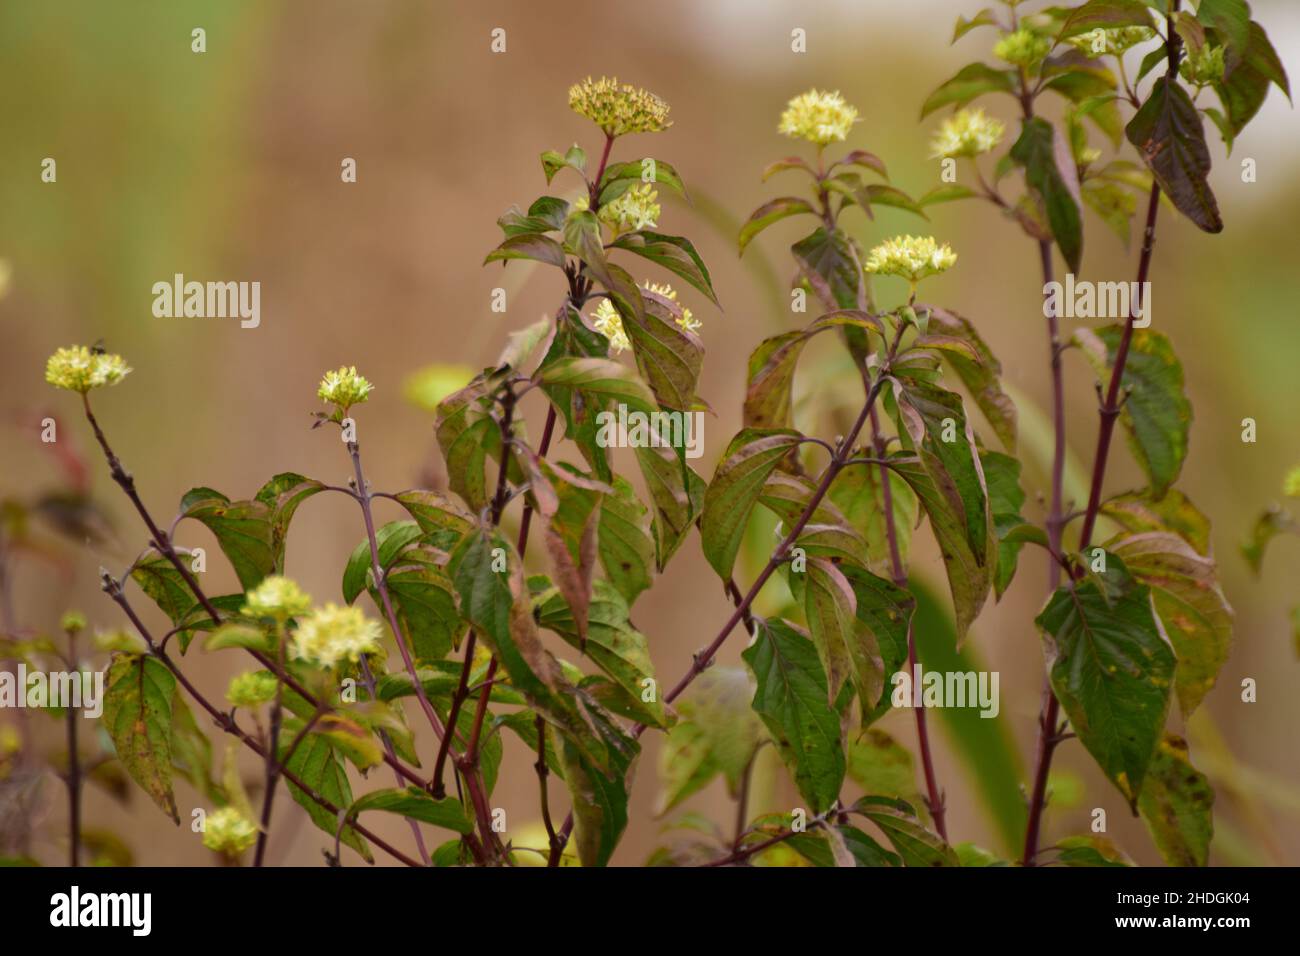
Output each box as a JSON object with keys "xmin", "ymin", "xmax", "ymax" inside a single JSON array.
[
  {"xmin": 318, "ymin": 366, "xmax": 373, "ymax": 412},
  {"xmin": 1078, "ymin": 145, "xmax": 1103, "ymax": 166},
  {"xmin": 568, "ymin": 76, "xmax": 672, "ymax": 137},
  {"xmin": 590, "ymin": 281, "xmax": 699, "ymax": 354},
  {"xmin": 599, "ymin": 183, "xmax": 660, "ymax": 234},
  {"xmin": 994, "ymin": 28, "xmax": 1052, "ymax": 68},
  {"xmin": 779, "ymin": 89, "xmax": 858, "ymax": 146},
  {"xmin": 202, "ymin": 806, "xmax": 259, "ymax": 857},
  {"xmin": 1180, "ymin": 44, "xmax": 1226, "ymax": 87},
  {"xmin": 226, "ymin": 671, "xmax": 279, "ymax": 708},
  {"xmin": 1065, "ymin": 26, "xmax": 1156, "ymax": 57},
  {"xmin": 290, "ymin": 603, "xmax": 383, "ymax": 669},
  {"xmin": 1282, "ymin": 465, "xmax": 1300, "ymax": 498},
  {"xmin": 45, "ymin": 346, "xmax": 131, "ymax": 394},
  {"xmin": 60, "ymin": 610, "xmax": 87, "ymax": 635},
  {"xmin": 242, "ymin": 575, "xmax": 311, "ymax": 621},
  {"xmin": 864, "ymin": 235, "xmax": 958, "ymax": 289},
  {"xmin": 929, "ymin": 108, "xmax": 1006, "ymax": 159}
]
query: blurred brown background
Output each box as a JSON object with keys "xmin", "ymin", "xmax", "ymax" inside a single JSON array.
[{"xmin": 1, "ymin": 0, "xmax": 1298, "ymax": 866}]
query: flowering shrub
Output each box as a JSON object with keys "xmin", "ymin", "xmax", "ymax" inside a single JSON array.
[{"xmin": 5, "ymin": 0, "xmax": 1291, "ymax": 870}]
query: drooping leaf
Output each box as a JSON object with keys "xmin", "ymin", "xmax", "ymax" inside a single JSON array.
[
  {"xmin": 1011, "ymin": 116, "xmax": 1084, "ymax": 272},
  {"xmin": 1241, "ymin": 505, "xmax": 1298, "ymax": 575},
  {"xmin": 792, "ymin": 227, "xmax": 863, "ymax": 311},
  {"xmin": 1110, "ymin": 531, "xmax": 1232, "ymax": 716},
  {"xmin": 888, "ymin": 381, "xmax": 994, "ymax": 640},
  {"xmin": 597, "ymin": 477, "xmax": 655, "ymax": 606},
  {"xmin": 618, "ymin": 285, "xmax": 704, "ymax": 413},
  {"xmin": 738, "ymin": 197, "xmax": 816, "ymax": 255},
  {"xmin": 610, "ymin": 230, "xmax": 718, "ymax": 304},
  {"xmin": 847, "ymin": 728, "xmax": 921, "ymax": 805},
  {"xmin": 102, "ymin": 654, "xmax": 179, "ymax": 823},
  {"xmin": 1075, "ymin": 326, "xmax": 1191, "ymax": 499},
  {"xmin": 555, "ymin": 723, "xmax": 636, "ymax": 868},
  {"xmin": 743, "ymin": 619, "xmax": 845, "ymax": 814},
  {"xmin": 1137, "ymin": 734, "xmax": 1214, "ymax": 866},
  {"xmin": 254, "ymin": 473, "xmax": 327, "ymax": 573},
  {"xmin": 280, "ymin": 732, "xmax": 369, "ymax": 860},
  {"xmin": 851, "ymin": 796, "xmax": 958, "ymax": 867},
  {"xmin": 1101, "ymin": 488, "xmax": 1211, "ymax": 555},
  {"xmin": 1035, "ymin": 558, "xmax": 1176, "ymax": 809},
  {"xmin": 920, "ymin": 62, "xmax": 1017, "ymax": 117},
  {"xmin": 924, "ymin": 306, "xmax": 1017, "ymax": 451},
  {"xmin": 840, "ymin": 563, "xmax": 913, "ymax": 726},
  {"xmin": 393, "ymin": 490, "xmax": 474, "ymax": 552},
  {"xmin": 1057, "ymin": 0, "xmax": 1154, "ymax": 39},
  {"xmin": 981, "ymin": 450, "xmax": 1029, "ymax": 599},
  {"xmin": 794, "ymin": 558, "xmax": 883, "ymax": 709},
  {"xmin": 1126, "ymin": 76, "xmax": 1223, "ymax": 232},
  {"xmin": 700, "ymin": 428, "xmax": 802, "ymax": 582},
  {"xmin": 828, "ymin": 462, "xmax": 917, "ymax": 578},
  {"xmin": 129, "ymin": 553, "xmax": 199, "ymax": 625},
  {"xmin": 178, "ymin": 488, "xmax": 275, "ymax": 591},
  {"xmin": 1213, "ymin": 22, "xmax": 1290, "ymax": 136}
]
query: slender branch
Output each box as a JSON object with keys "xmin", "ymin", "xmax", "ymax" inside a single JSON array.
[
  {"xmin": 252, "ymin": 627, "xmax": 287, "ymax": 868},
  {"xmin": 104, "ymin": 582, "xmax": 423, "ymax": 867},
  {"xmin": 551, "ymin": 317, "xmax": 907, "ymax": 861},
  {"xmin": 733, "ymin": 754, "xmax": 756, "ymax": 851},
  {"xmin": 65, "ymin": 626, "xmax": 81, "ymax": 867},
  {"xmin": 1022, "ymin": 6, "xmax": 1179, "ymax": 866},
  {"xmin": 535, "ymin": 715, "xmax": 558, "ymax": 852},
  {"xmin": 704, "ymin": 812, "xmax": 833, "ymax": 867},
  {"xmin": 871, "ymin": 403, "xmax": 947, "ymax": 840}
]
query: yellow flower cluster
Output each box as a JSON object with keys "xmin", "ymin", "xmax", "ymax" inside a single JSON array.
[
  {"xmin": 318, "ymin": 366, "xmax": 373, "ymax": 411},
  {"xmin": 45, "ymin": 346, "xmax": 131, "ymax": 393},
  {"xmin": 226, "ymin": 671, "xmax": 278, "ymax": 708},
  {"xmin": 289, "ymin": 603, "xmax": 383, "ymax": 669},
  {"xmin": 994, "ymin": 28, "xmax": 1052, "ymax": 67},
  {"xmin": 590, "ymin": 281, "xmax": 698, "ymax": 354},
  {"xmin": 569, "ymin": 76, "xmax": 672, "ymax": 137},
  {"xmin": 865, "ymin": 235, "xmax": 958, "ymax": 288},
  {"xmin": 599, "ymin": 183, "xmax": 660, "ymax": 234},
  {"xmin": 778, "ymin": 89, "xmax": 858, "ymax": 146},
  {"xmin": 929, "ymin": 108, "xmax": 1005, "ymax": 159},
  {"xmin": 1065, "ymin": 26, "xmax": 1156, "ymax": 57},
  {"xmin": 242, "ymin": 575, "xmax": 312, "ymax": 621},
  {"xmin": 201, "ymin": 806, "xmax": 259, "ymax": 857}
]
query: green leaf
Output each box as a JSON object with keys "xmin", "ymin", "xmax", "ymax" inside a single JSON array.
[
  {"xmin": 393, "ymin": 490, "xmax": 474, "ymax": 551},
  {"xmin": 1035, "ymin": 558, "xmax": 1176, "ymax": 809},
  {"xmin": 1138, "ymin": 734, "xmax": 1214, "ymax": 866},
  {"xmin": 700, "ymin": 428, "xmax": 802, "ymax": 581},
  {"xmin": 178, "ymin": 488, "xmax": 275, "ymax": 591},
  {"xmin": 1196, "ymin": 0, "xmax": 1250, "ymax": 68},
  {"xmin": 555, "ymin": 724, "xmax": 636, "ymax": 867},
  {"xmin": 537, "ymin": 463, "xmax": 603, "ymax": 646},
  {"xmin": 952, "ymin": 8, "xmax": 1000, "ymax": 43},
  {"xmin": 1057, "ymin": 0, "xmax": 1154, "ymax": 39},
  {"xmin": 497, "ymin": 196, "xmax": 571, "ymax": 237},
  {"xmin": 1082, "ymin": 178, "xmax": 1140, "ymax": 246},
  {"xmin": 381, "ymin": 554, "xmax": 466, "ymax": 661},
  {"xmin": 129, "ymin": 553, "xmax": 198, "ymax": 625},
  {"xmin": 920, "ymin": 62, "xmax": 1017, "ymax": 117},
  {"xmin": 635, "ymin": 443, "xmax": 704, "ymax": 570},
  {"xmin": 918, "ymin": 184, "xmax": 980, "ymax": 207},
  {"xmin": 541, "ymin": 145, "xmax": 586, "ymax": 184},
  {"xmin": 743, "ymin": 619, "xmax": 845, "ymax": 814},
  {"xmin": 792, "ymin": 227, "xmax": 863, "ymax": 311},
  {"xmin": 341, "ymin": 520, "xmax": 423, "ymax": 605},
  {"xmin": 785, "ymin": 824, "xmax": 899, "ymax": 867},
  {"xmin": 281, "ymin": 733, "xmax": 370, "ymax": 861},
  {"xmin": 610, "ymin": 230, "xmax": 718, "ymax": 304},
  {"xmin": 1110, "ymin": 532, "xmax": 1232, "ymax": 716},
  {"xmin": 597, "ymin": 158, "xmax": 685, "ymax": 202},
  {"xmin": 981, "ymin": 450, "xmax": 1029, "ymax": 600},
  {"xmin": 1213, "ymin": 21, "xmax": 1291, "ymax": 136},
  {"xmin": 203, "ymin": 622, "xmax": 273, "ymax": 653},
  {"xmin": 744, "ymin": 310, "xmax": 885, "ymax": 431},
  {"xmin": 254, "ymin": 473, "xmax": 327, "ymax": 573},
  {"xmin": 597, "ymin": 477, "xmax": 655, "ymax": 605},
  {"xmin": 1102, "ymin": 488, "xmax": 1211, "ymax": 555},
  {"xmin": 435, "ymin": 372, "xmax": 502, "ymax": 512},
  {"xmin": 828, "ymin": 464, "xmax": 917, "ymax": 576},
  {"xmin": 618, "ymin": 284, "xmax": 704, "ymax": 412},
  {"xmin": 483, "ymin": 233, "xmax": 566, "ymax": 269},
  {"xmin": 169, "ymin": 694, "xmax": 220, "ymax": 804},
  {"xmin": 539, "ymin": 357, "xmax": 657, "ymax": 417},
  {"xmin": 1010, "ymin": 117, "xmax": 1084, "ymax": 273},
  {"xmin": 840, "ymin": 563, "xmax": 914, "ymax": 726},
  {"xmin": 348, "ymin": 786, "xmax": 473, "ymax": 834},
  {"xmin": 847, "ymin": 728, "xmax": 920, "ymax": 804},
  {"xmin": 102, "ymin": 654, "xmax": 179, "ymax": 823},
  {"xmin": 924, "ymin": 306, "xmax": 1017, "ymax": 451},
  {"xmin": 656, "ymin": 667, "xmax": 764, "ymax": 815},
  {"xmin": 862, "ymin": 183, "xmax": 927, "ymax": 218},
  {"xmin": 1241, "ymin": 505, "xmax": 1297, "ymax": 574},
  {"xmin": 536, "ymin": 580, "xmax": 666, "ymax": 727},
  {"xmin": 1075, "ymin": 326, "xmax": 1191, "ymax": 499},
  {"xmin": 1055, "ymin": 834, "xmax": 1133, "ymax": 866},
  {"xmin": 889, "ymin": 381, "xmax": 994, "ymax": 640},
  {"xmin": 1126, "ymin": 77, "xmax": 1223, "ymax": 233},
  {"xmin": 795, "ymin": 558, "xmax": 883, "ymax": 709},
  {"xmin": 851, "ymin": 796, "xmax": 958, "ymax": 866}
]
